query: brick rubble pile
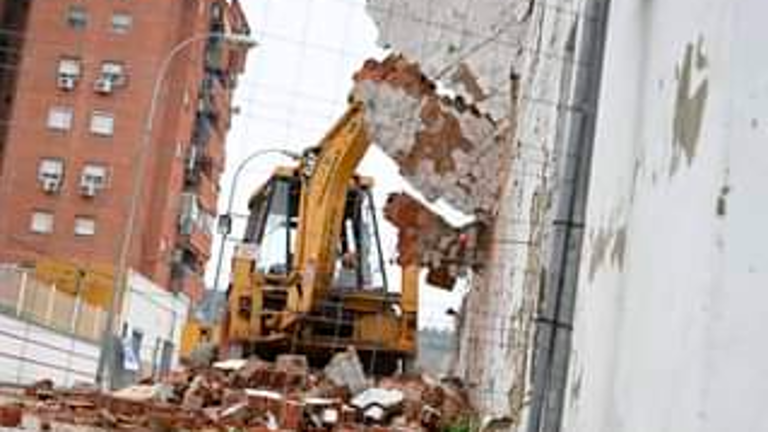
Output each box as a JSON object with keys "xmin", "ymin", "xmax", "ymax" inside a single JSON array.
[{"xmin": 0, "ymin": 350, "xmax": 474, "ymax": 432}]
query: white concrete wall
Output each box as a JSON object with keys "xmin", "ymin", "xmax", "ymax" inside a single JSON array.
[
  {"xmin": 0, "ymin": 313, "xmax": 99, "ymax": 386},
  {"xmin": 123, "ymin": 271, "xmax": 190, "ymax": 373},
  {"xmin": 564, "ymin": 1, "xmax": 768, "ymax": 431},
  {"xmin": 364, "ymin": 0, "xmax": 579, "ymax": 418}
]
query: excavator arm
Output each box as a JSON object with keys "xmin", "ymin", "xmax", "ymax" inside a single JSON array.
[{"xmin": 286, "ymin": 102, "xmax": 372, "ymax": 319}]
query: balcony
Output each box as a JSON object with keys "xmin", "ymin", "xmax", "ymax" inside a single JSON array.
[
  {"xmin": 205, "ymin": 42, "xmax": 225, "ymax": 76},
  {"xmin": 184, "ymin": 144, "xmax": 215, "ymax": 187},
  {"xmin": 199, "ymin": 79, "xmax": 218, "ymax": 121},
  {"xmin": 197, "ymin": 173, "xmax": 218, "ymax": 212},
  {"xmin": 191, "ymin": 112, "xmax": 214, "ymax": 149},
  {"xmin": 208, "ymin": 76, "xmax": 232, "ymax": 131},
  {"xmin": 179, "ymin": 219, "xmax": 212, "ymax": 259},
  {"xmin": 198, "ymin": 75, "xmax": 232, "ymax": 131},
  {"xmin": 178, "ymin": 193, "xmax": 214, "ymax": 259},
  {"xmin": 170, "ymin": 262, "xmax": 204, "ymax": 302}
]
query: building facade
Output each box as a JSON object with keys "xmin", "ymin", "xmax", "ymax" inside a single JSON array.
[{"xmin": 0, "ymin": 0, "xmax": 250, "ymax": 302}]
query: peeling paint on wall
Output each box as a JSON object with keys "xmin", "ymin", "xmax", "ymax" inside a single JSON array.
[
  {"xmin": 450, "ymin": 62, "xmax": 489, "ymax": 103},
  {"xmin": 588, "ymin": 223, "xmax": 628, "ymax": 282},
  {"xmin": 587, "ymin": 229, "xmax": 610, "ymax": 282},
  {"xmin": 671, "ymin": 37, "xmax": 709, "ymax": 176},
  {"xmin": 610, "ymin": 226, "xmax": 627, "ymax": 269},
  {"xmin": 564, "ymin": 3, "xmax": 768, "ymax": 430},
  {"xmin": 716, "ymin": 182, "xmax": 730, "ymax": 218},
  {"xmin": 569, "ymin": 362, "xmax": 583, "ymax": 408}
]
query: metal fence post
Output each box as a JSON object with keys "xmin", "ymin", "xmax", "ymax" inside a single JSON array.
[
  {"xmin": 46, "ymin": 284, "xmax": 56, "ymax": 325},
  {"xmin": 72, "ymin": 292, "xmax": 83, "ymax": 335},
  {"xmin": 71, "ymin": 270, "xmax": 85, "ymax": 335},
  {"xmin": 16, "ymin": 271, "xmax": 28, "ymax": 316}
]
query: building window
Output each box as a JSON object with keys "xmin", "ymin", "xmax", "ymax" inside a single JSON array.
[
  {"xmin": 210, "ymin": 3, "xmax": 223, "ymax": 20},
  {"xmin": 58, "ymin": 58, "xmax": 81, "ymax": 78},
  {"xmin": 100, "ymin": 61, "xmax": 126, "ymax": 86},
  {"xmin": 80, "ymin": 164, "xmax": 109, "ymax": 196},
  {"xmin": 74, "ymin": 216, "xmax": 96, "ymax": 236},
  {"xmin": 47, "ymin": 106, "xmax": 73, "ymax": 131},
  {"xmin": 111, "ymin": 12, "xmax": 132, "ymax": 34},
  {"xmin": 90, "ymin": 111, "xmax": 114, "ymax": 136},
  {"xmin": 57, "ymin": 58, "xmax": 81, "ymax": 90},
  {"xmin": 30, "ymin": 211, "xmax": 54, "ymax": 234},
  {"xmin": 38, "ymin": 158, "xmax": 65, "ymax": 193},
  {"xmin": 67, "ymin": 5, "xmax": 88, "ymax": 30}
]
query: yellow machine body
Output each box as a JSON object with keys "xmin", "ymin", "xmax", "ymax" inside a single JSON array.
[{"xmin": 222, "ymin": 103, "xmax": 420, "ymax": 372}]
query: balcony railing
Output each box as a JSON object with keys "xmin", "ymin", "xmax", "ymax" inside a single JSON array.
[
  {"xmin": 170, "ymin": 262, "xmax": 204, "ymax": 300},
  {"xmin": 191, "ymin": 113, "xmax": 214, "ymax": 148},
  {"xmin": 184, "ymin": 144, "xmax": 215, "ymax": 187}
]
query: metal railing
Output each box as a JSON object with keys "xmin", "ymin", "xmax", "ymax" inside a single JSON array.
[{"xmin": 0, "ymin": 266, "xmax": 107, "ymax": 342}]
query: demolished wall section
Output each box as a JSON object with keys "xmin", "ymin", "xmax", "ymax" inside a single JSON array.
[
  {"xmin": 364, "ymin": 0, "xmax": 581, "ymax": 425},
  {"xmin": 365, "ymin": 0, "xmax": 534, "ymax": 119},
  {"xmin": 353, "ymin": 56, "xmax": 506, "ymax": 217}
]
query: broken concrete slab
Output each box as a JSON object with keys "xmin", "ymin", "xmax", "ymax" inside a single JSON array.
[
  {"xmin": 217, "ymin": 400, "xmax": 252, "ymax": 424},
  {"xmin": 351, "ymin": 387, "xmax": 405, "ymax": 424},
  {"xmin": 323, "ymin": 348, "xmax": 370, "ymax": 395},
  {"xmin": 275, "ymin": 354, "xmax": 308, "ymax": 374},
  {"xmin": 111, "ymin": 384, "xmax": 158, "ymax": 402},
  {"xmin": 213, "ymin": 358, "xmax": 248, "ymax": 371}
]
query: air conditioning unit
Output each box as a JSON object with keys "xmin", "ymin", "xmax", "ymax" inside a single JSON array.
[
  {"xmin": 80, "ymin": 182, "xmax": 98, "ymax": 197},
  {"xmin": 94, "ymin": 78, "xmax": 113, "ymax": 94},
  {"xmin": 179, "ymin": 216, "xmax": 195, "ymax": 235},
  {"xmin": 57, "ymin": 75, "xmax": 76, "ymax": 91},
  {"xmin": 41, "ymin": 178, "xmax": 61, "ymax": 193},
  {"xmin": 185, "ymin": 145, "xmax": 199, "ymax": 173}
]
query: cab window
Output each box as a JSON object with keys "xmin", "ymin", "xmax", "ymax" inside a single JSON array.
[
  {"xmin": 245, "ymin": 178, "xmax": 300, "ymax": 275},
  {"xmin": 333, "ymin": 187, "xmax": 387, "ymax": 291}
]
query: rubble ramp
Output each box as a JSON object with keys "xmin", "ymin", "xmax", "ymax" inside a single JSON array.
[{"xmin": 0, "ymin": 352, "xmax": 477, "ymax": 431}]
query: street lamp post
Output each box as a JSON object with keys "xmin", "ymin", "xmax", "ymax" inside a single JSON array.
[
  {"xmin": 211, "ymin": 148, "xmax": 299, "ymax": 293},
  {"xmin": 95, "ymin": 32, "xmax": 257, "ymax": 388}
]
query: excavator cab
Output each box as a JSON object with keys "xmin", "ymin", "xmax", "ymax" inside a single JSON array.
[{"xmin": 242, "ymin": 170, "xmax": 388, "ymax": 293}]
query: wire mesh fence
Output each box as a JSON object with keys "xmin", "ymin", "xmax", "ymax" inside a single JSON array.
[{"xmin": 0, "ymin": 0, "xmax": 604, "ymax": 422}]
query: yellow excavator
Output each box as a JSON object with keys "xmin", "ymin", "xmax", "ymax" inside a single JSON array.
[{"xmin": 221, "ymin": 102, "xmax": 426, "ymax": 374}]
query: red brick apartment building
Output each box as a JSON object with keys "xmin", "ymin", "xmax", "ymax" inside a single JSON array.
[{"xmin": 0, "ymin": 0, "xmax": 250, "ymax": 302}]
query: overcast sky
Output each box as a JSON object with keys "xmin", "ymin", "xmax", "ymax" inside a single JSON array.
[{"xmin": 206, "ymin": 0, "xmax": 468, "ymax": 329}]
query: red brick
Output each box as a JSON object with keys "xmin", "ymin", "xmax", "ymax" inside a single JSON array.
[
  {"xmin": 0, "ymin": 405, "xmax": 22, "ymax": 427},
  {"xmin": 280, "ymin": 400, "xmax": 304, "ymax": 430}
]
